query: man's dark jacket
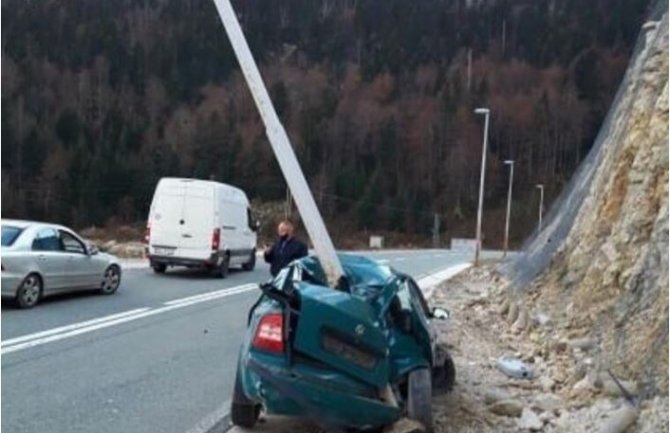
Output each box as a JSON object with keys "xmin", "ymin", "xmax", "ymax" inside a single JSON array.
[{"xmin": 264, "ymin": 237, "xmax": 308, "ymax": 276}]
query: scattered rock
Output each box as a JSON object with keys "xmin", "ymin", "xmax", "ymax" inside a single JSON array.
[
  {"xmin": 507, "ymin": 303, "xmax": 519, "ymax": 324},
  {"xmin": 532, "ymin": 393, "xmax": 563, "ymax": 413},
  {"xmin": 599, "ymin": 377, "xmax": 638, "ymax": 398},
  {"xmin": 512, "ymin": 308, "xmax": 529, "ymax": 332},
  {"xmin": 568, "ymin": 337, "xmax": 596, "ymax": 351},
  {"xmin": 550, "ymin": 340, "xmax": 569, "ymax": 353},
  {"xmin": 498, "ymin": 298, "xmax": 511, "ymax": 315},
  {"xmin": 532, "ymin": 312, "xmax": 552, "ymax": 328},
  {"xmin": 383, "ymin": 418, "xmax": 425, "ymax": 433},
  {"xmin": 539, "ymin": 411, "xmax": 554, "ymax": 423},
  {"xmin": 484, "ymin": 387, "xmax": 512, "ymax": 405},
  {"xmin": 551, "ymin": 367, "xmax": 569, "ymax": 385},
  {"xmin": 571, "ymin": 375, "xmax": 596, "ymax": 394},
  {"xmin": 600, "ymin": 404, "xmax": 639, "ymax": 433},
  {"xmin": 539, "ymin": 375, "xmax": 555, "ymax": 392},
  {"xmin": 488, "ymin": 399, "xmax": 524, "ymax": 417},
  {"xmin": 518, "ymin": 407, "xmax": 543, "ymax": 431}
]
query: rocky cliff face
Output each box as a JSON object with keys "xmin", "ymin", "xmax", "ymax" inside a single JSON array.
[{"xmin": 511, "ymin": 12, "xmax": 668, "ymax": 396}]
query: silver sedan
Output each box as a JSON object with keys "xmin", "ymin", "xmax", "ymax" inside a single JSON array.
[{"xmin": 1, "ymin": 220, "xmax": 122, "ymax": 308}]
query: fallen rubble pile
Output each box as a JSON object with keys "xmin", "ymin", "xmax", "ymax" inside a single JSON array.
[{"xmin": 429, "ymin": 267, "xmax": 668, "ymax": 433}]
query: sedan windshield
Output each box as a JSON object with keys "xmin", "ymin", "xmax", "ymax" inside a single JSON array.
[{"xmin": 1, "ymin": 226, "xmax": 23, "ymax": 247}]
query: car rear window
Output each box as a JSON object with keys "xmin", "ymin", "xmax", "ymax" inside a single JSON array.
[{"xmin": 1, "ymin": 226, "xmax": 23, "ymax": 247}]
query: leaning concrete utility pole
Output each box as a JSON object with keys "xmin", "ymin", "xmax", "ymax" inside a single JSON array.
[
  {"xmin": 536, "ymin": 184, "xmax": 544, "ymax": 230},
  {"xmin": 211, "ymin": 0, "xmax": 344, "ymax": 286},
  {"xmin": 502, "ymin": 160, "xmax": 514, "ymax": 257},
  {"xmin": 473, "ymin": 107, "xmax": 490, "ymax": 266}
]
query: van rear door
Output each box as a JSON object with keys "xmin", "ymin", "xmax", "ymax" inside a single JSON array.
[
  {"xmin": 150, "ymin": 183, "xmax": 186, "ymax": 252},
  {"xmin": 179, "ymin": 184, "xmax": 215, "ymax": 259}
]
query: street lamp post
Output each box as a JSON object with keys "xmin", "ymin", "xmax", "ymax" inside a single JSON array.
[
  {"xmin": 473, "ymin": 107, "xmax": 490, "ymax": 266},
  {"xmin": 536, "ymin": 184, "xmax": 544, "ymax": 230},
  {"xmin": 503, "ymin": 160, "xmax": 514, "ymax": 257}
]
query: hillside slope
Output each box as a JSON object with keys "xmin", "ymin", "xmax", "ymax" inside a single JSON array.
[{"xmin": 507, "ymin": 8, "xmax": 668, "ymax": 396}]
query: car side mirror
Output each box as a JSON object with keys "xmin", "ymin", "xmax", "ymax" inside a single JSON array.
[
  {"xmin": 432, "ymin": 307, "xmax": 450, "ymax": 320},
  {"xmin": 88, "ymin": 244, "xmax": 99, "ymax": 255}
]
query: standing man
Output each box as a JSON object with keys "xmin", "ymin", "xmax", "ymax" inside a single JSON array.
[{"xmin": 264, "ymin": 220, "xmax": 308, "ymax": 277}]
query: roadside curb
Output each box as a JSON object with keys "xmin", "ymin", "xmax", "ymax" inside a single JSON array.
[
  {"xmin": 120, "ymin": 260, "xmax": 148, "ymax": 270},
  {"xmin": 417, "ymin": 262, "xmax": 472, "ymax": 300}
]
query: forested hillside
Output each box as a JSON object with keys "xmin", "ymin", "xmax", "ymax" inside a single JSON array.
[{"xmin": 1, "ymin": 0, "xmax": 652, "ymax": 245}]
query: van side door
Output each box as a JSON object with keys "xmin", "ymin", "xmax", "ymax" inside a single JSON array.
[{"xmin": 242, "ymin": 207, "xmax": 257, "ymax": 252}]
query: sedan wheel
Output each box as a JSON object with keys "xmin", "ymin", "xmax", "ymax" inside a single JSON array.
[
  {"xmin": 231, "ymin": 369, "xmax": 261, "ymax": 428},
  {"xmin": 100, "ymin": 265, "xmax": 121, "ymax": 295},
  {"xmin": 407, "ymin": 368, "xmax": 434, "ymax": 432},
  {"xmin": 16, "ymin": 274, "xmax": 42, "ymax": 309}
]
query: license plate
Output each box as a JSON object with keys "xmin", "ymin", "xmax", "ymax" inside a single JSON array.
[{"xmin": 154, "ymin": 247, "xmax": 175, "ymax": 256}]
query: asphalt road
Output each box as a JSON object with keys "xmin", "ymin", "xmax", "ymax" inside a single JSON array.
[{"xmin": 1, "ymin": 249, "xmax": 493, "ymax": 433}]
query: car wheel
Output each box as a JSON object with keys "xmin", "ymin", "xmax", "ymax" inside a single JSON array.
[
  {"xmin": 231, "ymin": 369, "xmax": 261, "ymax": 428},
  {"xmin": 100, "ymin": 265, "xmax": 121, "ymax": 295},
  {"xmin": 214, "ymin": 253, "xmax": 230, "ymax": 278},
  {"xmin": 242, "ymin": 249, "xmax": 256, "ymax": 271},
  {"xmin": 152, "ymin": 263, "xmax": 167, "ymax": 274},
  {"xmin": 432, "ymin": 347, "xmax": 456, "ymax": 393},
  {"xmin": 16, "ymin": 273, "xmax": 42, "ymax": 309},
  {"xmin": 407, "ymin": 368, "xmax": 434, "ymax": 432}
]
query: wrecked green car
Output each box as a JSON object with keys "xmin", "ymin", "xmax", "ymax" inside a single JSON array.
[{"xmin": 230, "ymin": 254, "xmax": 455, "ymax": 432}]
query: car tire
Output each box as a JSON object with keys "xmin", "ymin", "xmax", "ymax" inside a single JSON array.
[
  {"xmin": 152, "ymin": 263, "xmax": 167, "ymax": 274},
  {"xmin": 407, "ymin": 368, "xmax": 434, "ymax": 432},
  {"xmin": 16, "ymin": 273, "xmax": 42, "ymax": 309},
  {"xmin": 242, "ymin": 249, "xmax": 256, "ymax": 271},
  {"xmin": 214, "ymin": 253, "xmax": 230, "ymax": 278},
  {"xmin": 231, "ymin": 369, "xmax": 261, "ymax": 428},
  {"xmin": 432, "ymin": 347, "xmax": 456, "ymax": 393},
  {"xmin": 100, "ymin": 265, "xmax": 121, "ymax": 295}
]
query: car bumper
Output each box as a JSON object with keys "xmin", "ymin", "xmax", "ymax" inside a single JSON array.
[
  {"xmin": 240, "ymin": 351, "xmax": 401, "ymax": 430},
  {"xmin": 1, "ymin": 274, "xmax": 22, "ymax": 298},
  {"xmin": 148, "ymin": 252, "xmax": 223, "ymax": 267}
]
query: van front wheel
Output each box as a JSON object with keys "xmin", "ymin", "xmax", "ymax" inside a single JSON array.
[
  {"xmin": 242, "ymin": 249, "xmax": 256, "ymax": 271},
  {"xmin": 214, "ymin": 253, "xmax": 230, "ymax": 278}
]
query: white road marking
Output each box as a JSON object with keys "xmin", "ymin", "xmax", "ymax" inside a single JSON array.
[
  {"xmin": 164, "ymin": 284, "xmax": 258, "ymax": 306},
  {"xmin": 1, "ymin": 284, "xmax": 259, "ymax": 355},
  {"xmin": 376, "ymin": 259, "xmax": 390, "ymax": 265},
  {"xmin": 1, "ymin": 308, "xmax": 150, "ymax": 347},
  {"xmin": 417, "ymin": 262, "xmax": 472, "ymax": 298},
  {"xmin": 183, "ymin": 399, "xmax": 231, "ymax": 433}
]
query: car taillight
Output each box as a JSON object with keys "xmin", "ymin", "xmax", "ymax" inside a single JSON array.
[
  {"xmin": 252, "ymin": 313, "xmax": 284, "ymax": 353},
  {"xmin": 211, "ymin": 228, "xmax": 220, "ymax": 250},
  {"xmin": 144, "ymin": 224, "xmax": 151, "ymax": 243}
]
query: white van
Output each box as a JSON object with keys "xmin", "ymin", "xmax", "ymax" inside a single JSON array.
[{"xmin": 146, "ymin": 178, "xmax": 258, "ymax": 277}]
